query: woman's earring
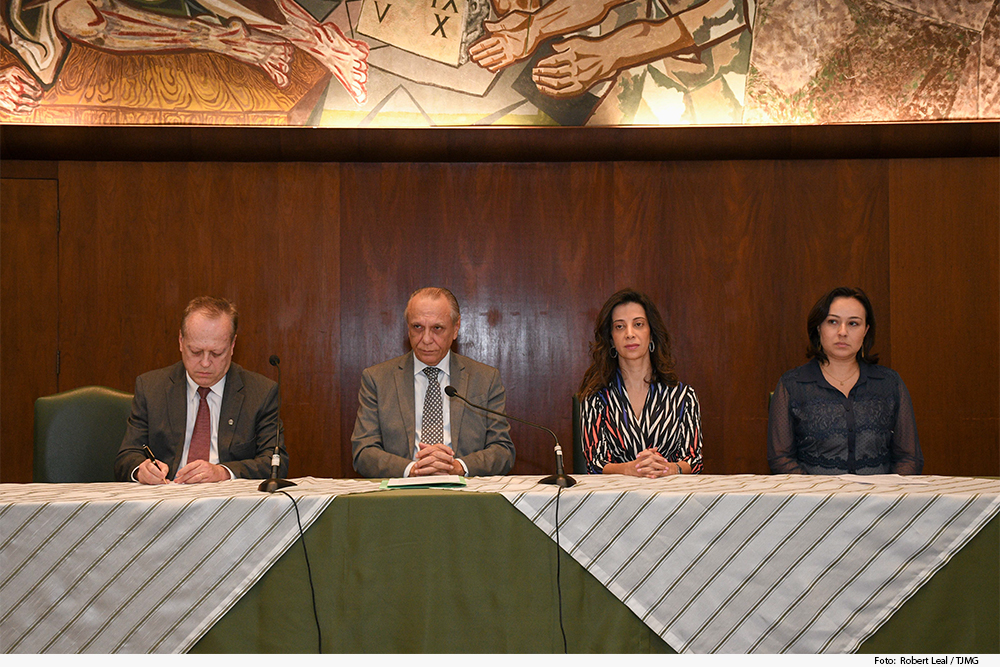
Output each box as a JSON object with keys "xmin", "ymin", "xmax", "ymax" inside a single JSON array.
[
  {"xmin": 610, "ymin": 348, "xmax": 618, "ymax": 358},
  {"xmin": 649, "ymin": 341, "xmax": 656, "ymax": 353}
]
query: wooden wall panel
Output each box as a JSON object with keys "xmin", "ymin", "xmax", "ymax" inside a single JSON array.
[
  {"xmin": 54, "ymin": 162, "xmax": 341, "ymax": 479},
  {"xmin": 339, "ymin": 163, "xmax": 614, "ymax": 475},
  {"xmin": 614, "ymin": 161, "xmax": 890, "ymax": 473},
  {"xmin": 5, "ymin": 123, "xmax": 996, "ymax": 163},
  {"xmin": 889, "ymin": 158, "xmax": 1000, "ymax": 476},
  {"xmin": 0, "ymin": 177, "xmax": 59, "ymax": 483},
  {"xmin": 0, "ymin": 155, "xmax": 995, "ymax": 483}
]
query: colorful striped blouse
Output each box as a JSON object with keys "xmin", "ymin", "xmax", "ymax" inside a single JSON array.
[{"xmin": 581, "ymin": 372, "xmax": 703, "ymax": 474}]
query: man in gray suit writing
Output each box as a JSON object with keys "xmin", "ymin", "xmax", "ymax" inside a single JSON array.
[
  {"xmin": 115, "ymin": 296, "xmax": 287, "ymax": 484},
  {"xmin": 351, "ymin": 287, "xmax": 515, "ymax": 478}
]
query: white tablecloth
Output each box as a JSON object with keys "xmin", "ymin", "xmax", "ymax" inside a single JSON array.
[
  {"xmin": 464, "ymin": 474, "xmax": 1000, "ymax": 653},
  {"xmin": 2, "ymin": 475, "xmax": 997, "ymax": 654},
  {"xmin": 0, "ymin": 478, "xmax": 380, "ymax": 653}
]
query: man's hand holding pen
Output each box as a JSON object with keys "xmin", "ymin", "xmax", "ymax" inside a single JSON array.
[{"xmin": 138, "ymin": 445, "xmax": 170, "ymax": 485}]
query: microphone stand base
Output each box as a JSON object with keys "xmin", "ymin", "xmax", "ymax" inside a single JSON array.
[
  {"xmin": 539, "ymin": 474, "xmax": 576, "ymax": 488},
  {"xmin": 259, "ymin": 478, "xmax": 297, "ymax": 493}
]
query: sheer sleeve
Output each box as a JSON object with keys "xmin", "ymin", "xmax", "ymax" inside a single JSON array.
[
  {"xmin": 889, "ymin": 377, "xmax": 923, "ymax": 474},
  {"xmin": 767, "ymin": 380, "xmax": 805, "ymax": 474}
]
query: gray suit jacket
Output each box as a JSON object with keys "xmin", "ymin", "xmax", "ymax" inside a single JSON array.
[
  {"xmin": 114, "ymin": 361, "xmax": 287, "ymax": 481},
  {"xmin": 351, "ymin": 351, "xmax": 515, "ymax": 478}
]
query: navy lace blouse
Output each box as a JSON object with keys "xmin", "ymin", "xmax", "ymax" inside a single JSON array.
[{"xmin": 767, "ymin": 359, "xmax": 922, "ymax": 475}]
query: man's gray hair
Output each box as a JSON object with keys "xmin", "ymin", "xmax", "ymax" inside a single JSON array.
[{"xmin": 406, "ymin": 287, "xmax": 460, "ymax": 324}]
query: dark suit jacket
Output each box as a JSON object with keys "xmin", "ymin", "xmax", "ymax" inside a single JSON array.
[
  {"xmin": 351, "ymin": 351, "xmax": 515, "ymax": 478},
  {"xmin": 114, "ymin": 361, "xmax": 287, "ymax": 481}
]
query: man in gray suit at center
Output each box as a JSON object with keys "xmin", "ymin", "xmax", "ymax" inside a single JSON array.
[{"xmin": 351, "ymin": 287, "xmax": 515, "ymax": 478}]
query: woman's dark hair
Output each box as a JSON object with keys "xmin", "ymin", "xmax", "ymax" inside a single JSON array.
[
  {"xmin": 578, "ymin": 288, "xmax": 678, "ymax": 398},
  {"xmin": 806, "ymin": 286, "xmax": 879, "ymax": 364}
]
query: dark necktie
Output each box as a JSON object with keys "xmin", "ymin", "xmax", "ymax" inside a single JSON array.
[
  {"xmin": 189, "ymin": 386, "xmax": 212, "ymax": 462},
  {"xmin": 422, "ymin": 367, "xmax": 444, "ymax": 445}
]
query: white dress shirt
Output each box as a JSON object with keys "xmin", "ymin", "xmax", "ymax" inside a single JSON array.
[
  {"xmin": 179, "ymin": 372, "xmax": 234, "ymax": 478},
  {"xmin": 405, "ymin": 351, "xmax": 468, "ymax": 477}
]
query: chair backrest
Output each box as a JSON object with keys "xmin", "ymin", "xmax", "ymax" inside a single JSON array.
[
  {"xmin": 571, "ymin": 394, "xmax": 587, "ymax": 475},
  {"xmin": 34, "ymin": 386, "xmax": 133, "ymax": 483}
]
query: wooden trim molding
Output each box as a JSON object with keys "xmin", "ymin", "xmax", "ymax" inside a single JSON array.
[{"xmin": 2, "ymin": 122, "xmax": 997, "ymax": 163}]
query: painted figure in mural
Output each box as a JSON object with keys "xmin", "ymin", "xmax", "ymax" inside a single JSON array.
[
  {"xmin": 0, "ymin": 52, "xmax": 40, "ymax": 112},
  {"xmin": 470, "ymin": 0, "xmax": 753, "ymax": 124},
  {"xmin": 0, "ymin": 0, "xmax": 368, "ymax": 114}
]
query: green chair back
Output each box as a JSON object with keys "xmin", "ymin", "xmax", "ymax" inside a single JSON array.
[{"xmin": 34, "ymin": 386, "xmax": 133, "ymax": 483}]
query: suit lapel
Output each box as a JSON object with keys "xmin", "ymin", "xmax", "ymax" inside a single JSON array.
[
  {"xmin": 394, "ymin": 353, "xmax": 416, "ymax": 450},
  {"xmin": 450, "ymin": 353, "xmax": 468, "ymax": 450},
  {"xmin": 218, "ymin": 364, "xmax": 244, "ymax": 461},
  {"xmin": 167, "ymin": 362, "xmax": 188, "ymax": 474}
]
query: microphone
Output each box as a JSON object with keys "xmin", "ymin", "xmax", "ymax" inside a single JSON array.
[
  {"xmin": 259, "ymin": 354, "xmax": 296, "ymax": 493},
  {"xmin": 445, "ymin": 385, "xmax": 575, "ymax": 488}
]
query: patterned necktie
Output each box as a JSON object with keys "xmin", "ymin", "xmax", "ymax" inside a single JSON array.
[
  {"xmin": 189, "ymin": 386, "xmax": 212, "ymax": 462},
  {"xmin": 421, "ymin": 367, "xmax": 444, "ymax": 445}
]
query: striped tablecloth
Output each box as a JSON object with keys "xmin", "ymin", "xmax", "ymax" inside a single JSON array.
[
  {"xmin": 0, "ymin": 477, "xmax": 380, "ymax": 654},
  {"xmin": 463, "ymin": 474, "xmax": 1000, "ymax": 653},
  {"xmin": 3, "ymin": 475, "xmax": 997, "ymax": 654}
]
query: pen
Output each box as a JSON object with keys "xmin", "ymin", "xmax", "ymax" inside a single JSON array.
[{"xmin": 142, "ymin": 445, "xmax": 170, "ymax": 482}]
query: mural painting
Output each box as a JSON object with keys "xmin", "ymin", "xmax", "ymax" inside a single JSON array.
[{"xmin": 1, "ymin": 0, "xmax": 997, "ymax": 125}]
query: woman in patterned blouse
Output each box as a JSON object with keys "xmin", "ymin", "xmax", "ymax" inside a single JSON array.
[
  {"xmin": 579, "ymin": 289, "xmax": 703, "ymax": 476},
  {"xmin": 767, "ymin": 287, "xmax": 923, "ymax": 475}
]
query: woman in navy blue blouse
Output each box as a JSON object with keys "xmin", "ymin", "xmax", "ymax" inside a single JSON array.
[
  {"xmin": 768, "ymin": 287, "xmax": 923, "ymax": 475},
  {"xmin": 579, "ymin": 289, "xmax": 702, "ymax": 476}
]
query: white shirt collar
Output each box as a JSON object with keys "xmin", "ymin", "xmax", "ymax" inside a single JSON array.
[
  {"xmin": 185, "ymin": 368, "xmax": 227, "ymax": 399},
  {"xmin": 413, "ymin": 350, "xmax": 451, "ymax": 378}
]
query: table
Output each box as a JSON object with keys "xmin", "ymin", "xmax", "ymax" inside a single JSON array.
[
  {"xmin": 3, "ymin": 475, "xmax": 998, "ymax": 653},
  {"xmin": 0, "ymin": 478, "xmax": 373, "ymax": 653},
  {"xmin": 196, "ymin": 475, "xmax": 1000, "ymax": 654}
]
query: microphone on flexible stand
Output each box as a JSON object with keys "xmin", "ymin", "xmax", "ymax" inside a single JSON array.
[
  {"xmin": 259, "ymin": 354, "xmax": 296, "ymax": 493},
  {"xmin": 444, "ymin": 385, "xmax": 575, "ymax": 488}
]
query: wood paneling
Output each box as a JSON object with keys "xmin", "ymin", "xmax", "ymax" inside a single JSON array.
[
  {"xmin": 889, "ymin": 158, "xmax": 1000, "ymax": 476},
  {"xmin": 54, "ymin": 162, "xmax": 341, "ymax": 479},
  {"xmin": 1, "ymin": 154, "xmax": 996, "ymax": 482},
  {"xmin": 614, "ymin": 160, "xmax": 890, "ymax": 473},
  {"xmin": 1, "ymin": 177, "xmax": 59, "ymax": 482},
  {"xmin": 2, "ymin": 122, "xmax": 997, "ymax": 163},
  {"xmin": 339, "ymin": 162, "xmax": 614, "ymax": 474}
]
